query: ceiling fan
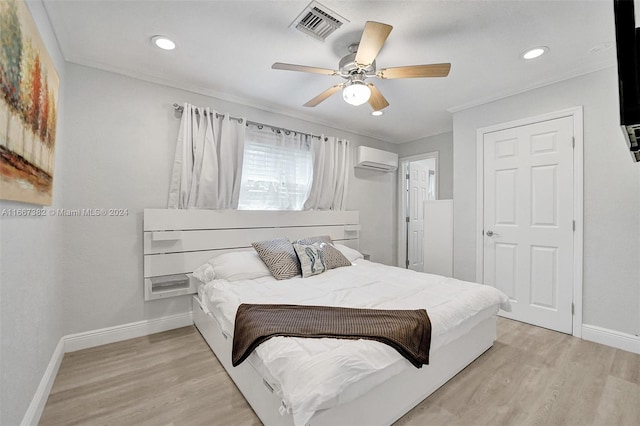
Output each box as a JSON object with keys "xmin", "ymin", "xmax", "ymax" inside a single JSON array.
[{"xmin": 272, "ymin": 21, "xmax": 451, "ymax": 112}]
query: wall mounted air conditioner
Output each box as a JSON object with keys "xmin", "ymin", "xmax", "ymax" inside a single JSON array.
[{"xmin": 355, "ymin": 146, "xmax": 398, "ymax": 172}]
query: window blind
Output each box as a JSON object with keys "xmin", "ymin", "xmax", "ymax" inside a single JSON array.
[{"xmin": 238, "ymin": 132, "xmax": 313, "ymax": 210}]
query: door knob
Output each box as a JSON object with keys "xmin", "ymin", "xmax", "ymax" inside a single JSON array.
[{"xmin": 486, "ymin": 230, "xmax": 500, "ymax": 237}]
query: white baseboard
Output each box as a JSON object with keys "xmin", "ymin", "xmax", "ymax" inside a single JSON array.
[
  {"xmin": 582, "ymin": 324, "xmax": 640, "ymax": 355},
  {"xmin": 22, "ymin": 312, "xmax": 194, "ymax": 425},
  {"xmin": 21, "ymin": 338, "xmax": 65, "ymax": 426},
  {"xmin": 64, "ymin": 312, "xmax": 193, "ymax": 353}
]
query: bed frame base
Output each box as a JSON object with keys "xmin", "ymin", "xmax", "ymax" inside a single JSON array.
[{"xmin": 193, "ymin": 296, "xmax": 496, "ymax": 426}]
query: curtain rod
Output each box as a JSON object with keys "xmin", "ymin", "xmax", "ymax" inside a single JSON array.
[{"xmin": 172, "ymin": 103, "xmax": 323, "ymax": 140}]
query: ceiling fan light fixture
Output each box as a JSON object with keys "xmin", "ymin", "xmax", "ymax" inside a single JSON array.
[
  {"xmin": 343, "ymin": 81, "xmax": 371, "ymax": 106},
  {"xmin": 151, "ymin": 35, "xmax": 176, "ymax": 51},
  {"xmin": 371, "ymin": 110, "xmax": 383, "ymax": 116}
]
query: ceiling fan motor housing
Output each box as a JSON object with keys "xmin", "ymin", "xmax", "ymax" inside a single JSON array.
[{"xmin": 339, "ymin": 52, "xmax": 376, "ymax": 77}]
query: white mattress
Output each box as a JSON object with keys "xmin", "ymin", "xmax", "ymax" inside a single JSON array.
[{"xmin": 198, "ymin": 260, "xmax": 510, "ymax": 425}]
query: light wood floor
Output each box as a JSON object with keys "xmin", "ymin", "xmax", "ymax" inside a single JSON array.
[{"xmin": 40, "ymin": 318, "xmax": 640, "ymax": 426}]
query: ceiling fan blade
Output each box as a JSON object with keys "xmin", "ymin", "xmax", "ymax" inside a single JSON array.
[
  {"xmin": 272, "ymin": 62, "xmax": 337, "ymax": 76},
  {"xmin": 377, "ymin": 63, "xmax": 451, "ymax": 79},
  {"xmin": 303, "ymin": 84, "xmax": 344, "ymax": 107},
  {"xmin": 367, "ymin": 84, "xmax": 389, "ymax": 111},
  {"xmin": 354, "ymin": 21, "xmax": 393, "ymax": 66}
]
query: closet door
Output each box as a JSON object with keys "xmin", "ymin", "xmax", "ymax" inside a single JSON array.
[{"xmin": 482, "ymin": 116, "xmax": 574, "ymax": 334}]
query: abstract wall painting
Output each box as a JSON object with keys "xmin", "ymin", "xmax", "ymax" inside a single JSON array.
[{"xmin": 0, "ymin": 0, "xmax": 60, "ymax": 205}]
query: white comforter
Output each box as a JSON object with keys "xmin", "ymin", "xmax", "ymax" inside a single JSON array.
[{"xmin": 201, "ymin": 260, "xmax": 510, "ymax": 425}]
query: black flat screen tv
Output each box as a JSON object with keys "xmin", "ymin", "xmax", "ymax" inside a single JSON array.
[{"xmin": 614, "ymin": 0, "xmax": 640, "ymax": 162}]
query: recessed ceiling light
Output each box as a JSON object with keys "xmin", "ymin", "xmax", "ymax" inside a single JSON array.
[
  {"xmin": 522, "ymin": 46, "xmax": 549, "ymax": 60},
  {"xmin": 371, "ymin": 110, "xmax": 383, "ymax": 116},
  {"xmin": 151, "ymin": 35, "xmax": 175, "ymax": 51}
]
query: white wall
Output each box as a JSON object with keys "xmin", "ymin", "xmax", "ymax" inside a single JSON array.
[
  {"xmin": 453, "ymin": 67, "xmax": 640, "ymax": 336},
  {"xmin": 0, "ymin": 1, "xmax": 66, "ymax": 424},
  {"xmin": 397, "ymin": 131, "xmax": 453, "ymax": 200},
  {"xmin": 57, "ymin": 63, "xmax": 397, "ymax": 335}
]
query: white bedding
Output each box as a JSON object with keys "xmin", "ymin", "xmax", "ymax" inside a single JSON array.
[{"xmin": 199, "ymin": 260, "xmax": 510, "ymax": 425}]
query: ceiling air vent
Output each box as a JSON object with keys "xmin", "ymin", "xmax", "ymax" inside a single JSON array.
[{"xmin": 290, "ymin": 1, "xmax": 349, "ymax": 42}]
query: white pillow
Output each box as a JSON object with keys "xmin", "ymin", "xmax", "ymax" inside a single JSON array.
[
  {"xmin": 192, "ymin": 250, "xmax": 273, "ymax": 283},
  {"xmin": 192, "ymin": 262, "xmax": 215, "ymax": 283},
  {"xmin": 214, "ymin": 250, "xmax": 272, "ymax": 281},
  {"xmin": 334, "ymin": 244, "xmax": 364, "ymax": 262}
]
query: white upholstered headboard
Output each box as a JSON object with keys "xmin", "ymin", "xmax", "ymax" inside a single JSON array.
[{"xmin": 143, "ymin": 209, "xmax": 360, "ymax": 300}]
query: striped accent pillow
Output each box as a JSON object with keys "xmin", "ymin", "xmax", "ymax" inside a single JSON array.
[
  {"xmin": 320, "ymin": 242, "xmax": 352, "ymax": 270},
  {"xmin": 252, "ymin": 238, "xmax": 301, "ymax": 280}
]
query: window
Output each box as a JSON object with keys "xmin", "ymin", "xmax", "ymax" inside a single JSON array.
[{"xmin": 237, "ymin": 129, "xmax": 313, "ymax": 210}]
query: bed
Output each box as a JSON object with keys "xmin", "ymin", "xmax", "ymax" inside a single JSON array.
[{"xmin": 143, "ymin": 209, "xmax": 509, "ymax": 425}]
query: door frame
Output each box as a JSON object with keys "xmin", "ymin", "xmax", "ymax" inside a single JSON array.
[
  {"xmin": 475, "ymin": 107, "xmax": 584, "ymax": 337},
  {"xmin": 396, "ymin": 151, "xmax": 439, "ymax": 268}
]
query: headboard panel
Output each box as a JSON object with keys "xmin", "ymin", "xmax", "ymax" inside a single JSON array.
[{"xmin": 143, "ymin": 209, "xmax": 360, "ymax": 300}]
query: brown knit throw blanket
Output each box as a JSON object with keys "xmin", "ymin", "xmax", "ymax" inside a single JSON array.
[{"xmin": 232, "ymin": 304, "xmax": 431, "ymax": 368}]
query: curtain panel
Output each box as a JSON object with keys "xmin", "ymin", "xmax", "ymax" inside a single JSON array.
[
  {"xmin": 168, "ymin": 103, "xmax": 245, "ymax": 209},
  {"xmin": 304, "ymin": 136, "xmax": 350, "ymax": 211}
]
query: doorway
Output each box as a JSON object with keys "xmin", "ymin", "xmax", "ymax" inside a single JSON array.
[
  {"xmin": 476, "ymin": 107, "xmax": 584, "ymax": 336},
  {"xmin": 397, "ymin": 152, "xmax": 438, "ymax": 271}
]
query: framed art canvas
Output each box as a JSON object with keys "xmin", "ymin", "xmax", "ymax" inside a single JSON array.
[{"xmin": 0, "ymin": 0, "xmax": 60, "ymax": 205}]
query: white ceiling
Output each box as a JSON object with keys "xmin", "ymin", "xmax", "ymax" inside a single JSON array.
[{"xmin": 43, "ymin": 0, "xmax": 617, "ymax": 143}]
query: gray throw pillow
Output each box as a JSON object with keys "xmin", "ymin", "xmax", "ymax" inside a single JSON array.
[{"xmin": 252, "ymin": 237, "xmax": 300, "ymax": 280}]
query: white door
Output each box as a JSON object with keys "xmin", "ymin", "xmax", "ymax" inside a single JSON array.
[
  {"xmin": 407, "ymin": 161, "xmax": 430, "ymax": 271},
  {"xmin": 483, "ymin": 116, "xmax": 574, "ymax": 334}
]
